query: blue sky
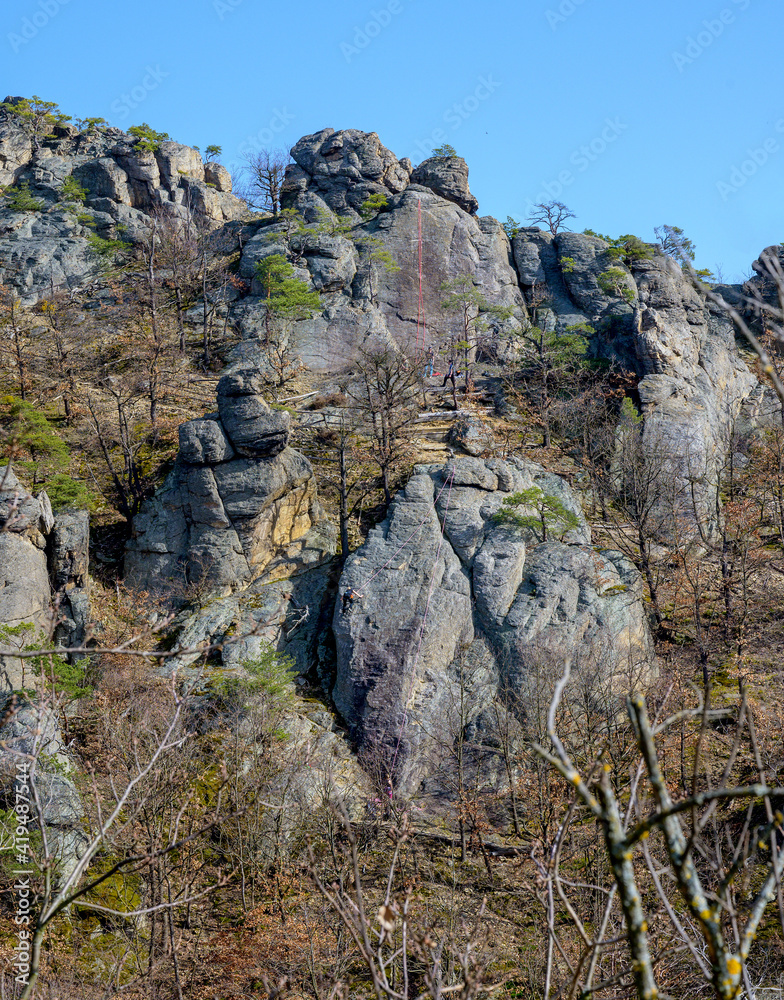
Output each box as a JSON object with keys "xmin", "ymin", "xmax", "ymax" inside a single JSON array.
[{"xmin": 4, "ymin": 0, "xmax": 782, "ymax": 281}]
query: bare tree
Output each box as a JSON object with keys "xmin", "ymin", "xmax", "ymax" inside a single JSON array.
[
  {"xmin": 308, "ymin": 806, "xmax": 498, "ymax": 1000},
  {"xmin": 240, "ymin": 147, "xmax": 291, "ymax": 216},
  {"xmin": 535, "ymin": 661, "xmax": 784, "ymax": 1000},
  {"xmin": 347, "ymin": 345, "xmax": 421, "ymax": 503},
  {"xmin": 526, "ymin": 200, "xmax": 576, "ymax": 236}
]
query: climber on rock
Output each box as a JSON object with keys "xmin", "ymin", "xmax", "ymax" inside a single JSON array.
[{"xmin": 341, "ymin": 587, "xmax": 364, "ymax": 614}]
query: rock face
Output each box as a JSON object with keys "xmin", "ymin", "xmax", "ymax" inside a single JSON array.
[
  {"xmin": 511, "ymin": 230, "xmax": 759, "ymax": 537},
  {"xmin": 0, "ymin": 101, "xmax": 247, "ymax": 302},
  {"xmin": 237, "ymin": 128, "xmax": 525, "ymax": 372},
  {"xmin": 0, "ymin": 469, "xmax": 93, "ymax": 684},
  {"xmin": 0, "ymin": 699, "xmax": 87, "ymax": 881},
  {"xmin": 0, "ymin": 468, "xmax": 54, "ymax": 690},
  {"xmin": 334, "ymin": 457, "xmax": 655, "ymax": 792},
  {"xmin": 282, "ymin": 128, "xmax": 412, "ymax": 221},
  {"xmin": 125, "ymin": 368, "xmax": 334, "ymax": 596},
  {"xmin": 410, "ymin": 156, "xmax": 479, "ymax": 215},
  {"xmin": 49, "ymin": 509, "xmax": 90, "ymax": 652}
]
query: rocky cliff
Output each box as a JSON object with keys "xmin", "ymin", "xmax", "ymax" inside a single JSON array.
[
  {"xmin": 1, "ymin": 110, "xmax": 780, "ymax": 810},
  {"xmin": 0, "ymin": 97, "xmax": 246, "ymax": 303},
  {"xmin": 333, "ymin": 456, "xmax": 654, "ymax": 793}
]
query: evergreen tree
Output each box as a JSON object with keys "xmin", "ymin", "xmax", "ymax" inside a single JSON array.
[{"xmin": 492, "ymin": 486, "xmax": 581, "ymax": 541}]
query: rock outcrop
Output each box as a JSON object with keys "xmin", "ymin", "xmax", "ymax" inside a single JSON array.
[
  {"xmin": 0, "ymin": 698, "xmax": 88, "ymax": 881},
  {"xmin": 511, "ymin": 230, "xmax": 760, "ymax": 537},
  {"xmin": 410, "ymin": 156, "xmax": 479, "ymax": 215},
  {"xmin": 233, "ymin": 128, "xmax": 525, "ymax": 372},
  {"xmin": 282, "ymin": 128, "xmax": 412, "ymax": 222},
  {"xmin": 0, "ymin": 468, "xmax": 93, "ymax": 685},
  {"xmin": 334, "ymin": 457, "xmax": 655, "ymax": 793},
  {"xmin": 0, "ymin": 100, "xmax": 247, "ymax": 302},
  {"xmin": 49, "ymin": 509, "xmax": 90, "ymax": 652},
  {"xmin": 125, "ymin": 369, "xmax": 335, "ymax": 596},
  {"xmin": 0, "ymin": 468, "xmax": 54, "ymax": 690}
]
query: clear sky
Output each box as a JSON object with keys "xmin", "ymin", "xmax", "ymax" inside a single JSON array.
[{"xmin": 4, "ymin": 0, "xmax": 782, "ymax": 281}]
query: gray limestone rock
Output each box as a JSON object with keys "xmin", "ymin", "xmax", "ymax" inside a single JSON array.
[
  {"xmin": 50, "ymin": 509, "xmax": 91, "ymax": 651},
  {"xmin": 179, "ymin": 418, "xmax": 236, "ymax": 465},
  {"xmin": 302, "ymin": 233, "xmax": 357, "ymax": 292},
  {"xmin": 449, "ymin": 414, "xmax": 497, "ymax": 456},
  {"xmin": 556, "ymin": 231, "xmax": 637, "ymax": 323},
  {"xmin": 0, "ymin": 699, "xmax": 88, "ymax": 881},
  {"xmin": 0, "ymin": 107, "xmax": 249, "ymax": 303},
  {"xmin": 204, "ymin": 161, "xmax": 232, "ymax": 192},
  {"xmin": 0, "ymin": 469, "xmax": 54, "ymax": 691},
  {"xmin": 369, "ymin": 188, "xmax": 526, "ymax": 354},
  {"xmin": 50, "ymin": 510, "xmax": 89, "ymax": 591},
  {"xmin": 283, "ymin": 128, "xmax": 411, "ymax": 219},
  {"xmin": 511, "ymin": 228, "xmax": 590, "ymax": 331},
  {"xmin": 0, "ymin": 113, "xmax": 33, "ymax": 186},
  {"xmin": 332, "ymin": 457, "xmax": 650, "ymax": 793},
  {"xmin": 410, "ymin": 156, "xmax": 479, "ymax": 215},
  {"xmin": 0, "ymin": 471, "xmax": 91, "ymax": 681},
  {"xmin": 126, "ymin": 377, "xmax": 333, "ymax": 598},
  {"xmin": 216, "ymin": 369, "xmax": 290, "ymax": 458}
]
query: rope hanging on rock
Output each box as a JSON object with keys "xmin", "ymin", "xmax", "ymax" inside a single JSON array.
[{"xmin": 415, "ymin": 198, "xmax": 427, "ymax": 358}]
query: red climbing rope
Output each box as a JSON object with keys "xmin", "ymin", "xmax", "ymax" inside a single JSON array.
[
  {"xmin": 389, "ymin": 465, "xmax": 456, "ymax": 778},
  {"xmin": 416, "ymin": 199, "xmax": 426, "ymax": 358}
]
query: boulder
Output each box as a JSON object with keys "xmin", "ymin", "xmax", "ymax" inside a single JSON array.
[
  {"xmin": 216, "ymin": 369, "xmax": 290, "ymax": 458},
  {"xmin": 204, "ymin": 161, "xmax": 232, "ymax": 192},
  {"xmin": 449, "ymin": 413, "xmax": 497, "ymax": 456},
  {"xmin": 126, "ymin": 374, "xmax": 333, "ymax": 597},
  {"xmin": 410, "ymin": 156, "xmax": 478, "ymax": 215},
  {"xmin": 179, "ymin": 418, "xmax": 236, "ymax": 465}
]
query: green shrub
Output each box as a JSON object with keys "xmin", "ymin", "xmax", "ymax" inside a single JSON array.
[
  {"xmin": 212, "ymin": 643, "xmax": 297, "ymax": 713},
  {"xmin": 598, "ymin": 267, "xmax": 635, "ymax": 303},
  {"xmin": 0, "ymin": 624, "xmax": 93, "ymax": 699},
  {"xmin": 60, "ymin": 174, "xmax": 87, "ymax": 204},
  {"xmin": 44, "ymin": 473, "xmax": 96, "ymax": 512},
  {"xmin": 1, "ymin": 396, "xmax": 69, "ymax": 482},
  {"xmin": 503, "ymin": 216, "xmax": 522, "ymax": 239},
  {"xmin": 128, "ymin": 122, "xmax": 170, "ymax": 152},
  {"xmin": 432, "ymin": 143, "xmax": 458, "ymax": 157},
  {"xmin": 86, "ymin": 230, "xmax": 131, "ymax": 264},
  {"xmin": 360, "ymin": 193, "xmax": 389, "ymax": 221},
  {"xmin": 3, "ymin": 181, "xmax": 44, "ymax": 212}
]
